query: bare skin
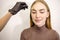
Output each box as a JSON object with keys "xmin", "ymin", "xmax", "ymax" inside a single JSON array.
[
  {"xmin": 0, "ymin": 2, "xmax": 28, "ymax": 32},
  {"xmin": 0, "ymin": 12, "xmax": 12, "ymax": 31},
  {"xmin": 20, "ymin": 1, "xmax": 59, "ymax": 40}
]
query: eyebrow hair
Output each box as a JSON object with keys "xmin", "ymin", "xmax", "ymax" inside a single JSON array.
[
  {"xmin": 31, "ymin": 9, "xmax": 36, "ymax": 11},
  {"xmin": 31, "ymin": 9, "xmax": 45, "ymax": 11},
  {"xmin": 39, "ymin": 9, "xmax": 45, "ymax": 11}
]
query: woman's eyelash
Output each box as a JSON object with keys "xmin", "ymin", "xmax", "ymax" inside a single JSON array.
[
  {"xmin": 41, "ymin": 11, "xmax": 44, "ymax": 12},
  {"xmin": 32, "ymin": 12, "xmax": 36, "ymax": 14},
  {"xmin": 40, "ymin": 11, "xmax": 45, "ymax": 13},
  {"xmin": 32, "ymin": 11, "xmax": 36, "ymax": 13}
]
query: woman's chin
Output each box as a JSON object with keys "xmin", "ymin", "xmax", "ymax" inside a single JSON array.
[{"xmin": 35, "ymin": 23, "xmax": 43, "ymax": 27}]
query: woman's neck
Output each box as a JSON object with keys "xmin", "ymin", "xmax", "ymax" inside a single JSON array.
[{"xmin": 33, "ymin": 25, "xmax": 48, "ymax": 32}]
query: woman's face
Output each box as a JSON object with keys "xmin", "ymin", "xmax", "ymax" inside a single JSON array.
[{"xmin": 31, "ymin": 2, "xmax": 49, "ymax": 27}]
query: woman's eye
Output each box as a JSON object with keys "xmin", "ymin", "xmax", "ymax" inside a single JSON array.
[
  {"xmin": 39, "ymin": 9, "xmax": 45, "ymax": 14},
  {"xmin": 40, "ymin": 11, "xmax": 44, "ymax": 14},
  {"xmin": 32, "ymin": 11, "xmax": 36, "ymax": 14}
]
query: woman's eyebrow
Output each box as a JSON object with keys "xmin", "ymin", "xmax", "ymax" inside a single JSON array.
[
  {"xmin": 39, "ymin": 9, "xmax": 45, "ymax": 11},
  {"xmin": 31, "ymin": 9, "xmax": 36, "ymax": 11}
]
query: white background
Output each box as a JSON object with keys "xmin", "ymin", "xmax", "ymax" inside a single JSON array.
[{"xmin": 0, "ymin": 0, "xmax": 60, "ymax": 40}]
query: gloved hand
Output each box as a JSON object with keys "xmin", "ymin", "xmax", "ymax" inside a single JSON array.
[{"xmin": 9, "ymin": 2, "xmax": 28, "ymax": 15}]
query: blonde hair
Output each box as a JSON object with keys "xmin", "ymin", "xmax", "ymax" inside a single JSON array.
[{"xmin": 30, "ymin": 0, "xmax": 52, "ymax": 29}]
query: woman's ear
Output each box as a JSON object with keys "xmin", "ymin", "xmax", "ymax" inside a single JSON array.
[{"xmin": 46, "ymin": 12, "xmax": 49, "ymax": 18}]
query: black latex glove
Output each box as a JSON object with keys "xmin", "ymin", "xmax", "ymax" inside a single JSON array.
[{"xmin": 9, "ymin": 2, "xmax": 28, "ymax": 15}]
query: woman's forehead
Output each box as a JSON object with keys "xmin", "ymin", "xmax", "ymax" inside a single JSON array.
[{"xmin": 31, "ymin": 2, "xmax": 47, "ymax": 11}]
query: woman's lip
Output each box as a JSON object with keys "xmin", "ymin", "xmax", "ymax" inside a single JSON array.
[
  {"xmin": 35, "ymin": 20, "xmax": 42, "ymax": 22},
  {"xmin": 35, "ymin": 19, "xmax": 42, "ymax": 21}
]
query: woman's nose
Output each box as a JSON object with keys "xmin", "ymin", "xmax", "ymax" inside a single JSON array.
[{"xmin": 36, "ymin": 12, "xmax": 41, "ymax": 18}]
